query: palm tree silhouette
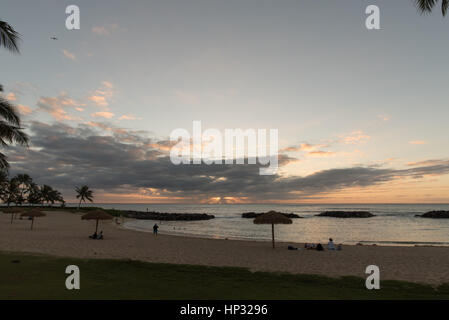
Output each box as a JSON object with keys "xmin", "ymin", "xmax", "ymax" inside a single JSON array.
[
  {"xmin": 12, "ymin": 173, "xmax": 33, "ymax": 205},
  {"xmin": 76, "ymin": 185, "xmax": 94, "ymax": 209},
  {"xmin": 416, "ymin": 0, "xmax": 449, "ymax": 16},
  {"xmin": 0, "ymin": 21, "xmax": 28, "ymax": 169}
]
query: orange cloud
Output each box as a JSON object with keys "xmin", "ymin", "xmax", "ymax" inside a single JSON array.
[
  {"xmin": 62, "ymin": 49, "xmax": 76, "ymax": 60},
  {"xmin": 407, "ymin": 159, "xmax": 447, "ymax": 166},
  {"xmin": 341, "ymin": 130, "xmax": 370, "ymax": 144},
  {"xmin": 307, "ymin": 150, "xmax": 335, "ymax": 157},
  {"xmin": 280, "ymin": 143, "xmax": 327, "ymax": 153},
  {"xmin": 378, "ymin": 114, "xmax": 390, "ymax": 121},
  {"xmin": 409, "ymin": 140, "xmax": 427, "ymax": 145},
  {"xmin": 37, "ymin": 93, "xmax": 82, "ymax": 121},
  {"xmin": 17, "ymin": 104, "xmax": 32, "ymax": 115},
  {"xmin": 91, "ymin": 111, "xmax": 115, "ymax": 119},
  {"xmin": 119, "ymin": 114, "xmax": 137, "ymax": 120},
  {"xmin": 87, "ymin": 81, "xmax": 115, "ymax": 108},
  {"xmin": 6, "ymin": 92, "xmax": 17, "ymax": 101},
  {"xmin": 88, "ymin": 95, "xmax": 108, "ymax": 107},
  {"xmin": 92, "ymin": 24, "xmax": 118, "ymax": 36}
]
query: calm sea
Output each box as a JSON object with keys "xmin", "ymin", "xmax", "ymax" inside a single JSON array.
[{"xmin": 72, "ymin": 203, "xmax": 449, "ymax": 246}]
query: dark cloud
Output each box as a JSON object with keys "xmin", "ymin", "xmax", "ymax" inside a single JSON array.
[{"xmin": 6, "ymin": 121, "xmax": 449, "ymax": 201}]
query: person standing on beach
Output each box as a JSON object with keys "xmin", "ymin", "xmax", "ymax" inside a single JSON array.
[{"xmin": 153, "ymin": 223, "xmax": 159, "ymax": 236}]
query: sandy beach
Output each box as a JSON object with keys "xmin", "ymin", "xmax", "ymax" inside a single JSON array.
[{"xmin": 2, "ymin": 210, "xmax": 449, "ymax": 285}]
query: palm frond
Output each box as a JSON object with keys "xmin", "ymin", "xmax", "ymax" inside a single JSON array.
[
  {"xmin": 0, "ymin": 120, "xmax": 29, "ymax": 146},
  {"xmin": 0, "ymin": 21, "xmax": 20, "ymax": 54},
  {"xmin": 0, "ymin": 152, "xmax": 9, "ymax": 169},
  {"xmin": 415, "ymin": 0, "xmax": 449, "ymax": 15},
  {"xmin": 443, "ymin": 0, "xmax": 449, "ymax": 15},
  {"xmin": 0, "ymin": 97, "xmax": 21, "ymax": 126}
]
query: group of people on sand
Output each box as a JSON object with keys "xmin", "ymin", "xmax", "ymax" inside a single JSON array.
[{"xmin": 289, "ymin": 238, "xmax": 342, "ymax": 251}]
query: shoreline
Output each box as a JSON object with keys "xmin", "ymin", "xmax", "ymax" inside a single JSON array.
[
  {"xmin": 2, "ymin": 210, "xmax": 449, "ymax": 285},
  {"xmin": 123, "ymin": 223, "xmax": 449, "ymax": 247}
]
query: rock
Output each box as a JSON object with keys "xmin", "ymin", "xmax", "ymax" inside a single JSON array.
[
  {"xmin": 416, "ymin": 211, "xmax": 449, "ymax": 219},
  {"xmin": 316, "ymin": 211, "xmax": 375, "ymax": 218},
  {"xmin": 126, "ymin": 211, "xmax": 215, "ymax": 221},
  {"xmin": 241, "ymin": 211, "xmax": 302, "ymax": 219}
]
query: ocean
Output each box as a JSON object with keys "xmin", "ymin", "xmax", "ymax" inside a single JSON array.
[{"xmin": 73, "ymin": 203, "xmax": 449, "ymax": 246}]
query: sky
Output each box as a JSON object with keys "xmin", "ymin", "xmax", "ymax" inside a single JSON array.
[{"xmin": 1, "ymin": 0, "xmax": 449, "ymax": 203}]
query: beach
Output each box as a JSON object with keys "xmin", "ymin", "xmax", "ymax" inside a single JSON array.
[{"xmin": 2, "ymin": 210, "xmax": 449, "ymax": 285}]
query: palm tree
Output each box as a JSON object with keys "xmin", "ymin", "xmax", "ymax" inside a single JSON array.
[
  {"xmin": 0, "ymin": 169, "xmax": 8, "ymax": 199},
  {"xmin": 75, "ymin": 186, "xmax": 94, "ymax": 209},
  {"xmin": 12, "ymin": 173, "xmax": 33, "ymax": 205},
  {"xmin": 27, "ymin": 183, "xmax": 43, "ymax": 206},
  {"xmin": 41, "ymin": 185, "xmax": 64, "ymax": 206},
  {"xmin": 0, "ymin": 21, "xmax": 28, "ymax": 169},
  {"xmin": 416, "ymin": 0, "xmax": 449, "ymax": 16},
  {"xmin": 2, "ymin": 179, "xmax": 20, "ymax": 207}
]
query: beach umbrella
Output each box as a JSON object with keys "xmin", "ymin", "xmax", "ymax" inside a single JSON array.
[
  {"xmin": 254, "ymin": 211, "xmax": 292, "ymax": 249},
  {"xmin": 21, "ymin": 209, "xmax": 46, "ymax": 230},
  {"xmin": 2, "ymin": 207, "xmax": 24, "ymax": 224},
  {"xmin": 81, "ymin": 210, "xmax": 113, "ymax": 234}
]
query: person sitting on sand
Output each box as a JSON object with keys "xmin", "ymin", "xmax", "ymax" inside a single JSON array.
[
  {"xmin": 89, "ymin": 232, "xmax": 97, "ymax": 239},
  {"xmin": 153, "ymin": 223, "xmax": 159, "ymax": 236},
  {"xmin": 327, "ymin": 238, "xmax": 336, "ymax": 250},
  {"xmin": 97, "ymin": 231, "xmax": 104, "ymax": 240},
  {"xmin": 316, "ymin": 243, "xmax": 324, "ymax": 251},
  {"xmin": 337, "ymin": 244, "xmax": 342, "ymax": 251}
]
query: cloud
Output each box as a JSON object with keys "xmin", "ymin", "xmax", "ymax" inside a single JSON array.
[
  {"xmin": 36, "ymin": 93, "xmax": 82, "ymax": 121},
  {"xmin": 409, "ymin": 140, "xmax": 427, "ymax": 145},
  {"xmin": 88, "ymin": 95, "xmax": 108, "ymax": 107},
  {"xmin": 62, "ymin": 49, "xmax": 76, "ymax": 61},
  {"xmin": 307, "ymin": 150, "xmax": 335, "ymax": 157},
  {"xmin": 407, "ymin": 159, "xmax": 447, "ymax": 167},
  {"xmin": 280, "ymin": 143, "xmax": 327, "ymax": 153},
  {"xmin": 5, "ymin": 92, "xmax": 17, "ymax": 101},
  {"xmin": 8, "ymin": 122, "xmax": 449, "ymax": 202},
  {"xmin": 119, "ymin": 114, "xmax": 137, "ymax": 120},
  {"xmin": 91, "ymin": 111, "xmax": 115, "ymax": 119},
  {"xmin": 340, "ymin": 130, "xmax": 370, "ymax": 145},
  {"xmin": 87, "ymin": 81, "xmax": 115, "ymax": 108},
  {"xmin": 17, "ymin": 104, "xmax": 32, "ymax": 116},
  {"xmin": 378, "ymin": 114, "xmax": 390, "ymax": 122},
  {"xmin": 92, "ymin": 24, "xmax": 119, "ymax": 36}
]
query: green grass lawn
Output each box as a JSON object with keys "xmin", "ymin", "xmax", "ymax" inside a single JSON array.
[{"xmin": 1, "ymin": 251, "xmax": 449, "ymax": 299}]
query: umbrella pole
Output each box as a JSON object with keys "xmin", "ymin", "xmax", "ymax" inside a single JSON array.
[
  {"xmin": 95, "ymin": 219, "xmax": 99, "ymax": 234},
  {"xmin": 271, "ymin": 223, "xmax": 275, "ymax": 249},
  {"xmin": 10, "ymin": 213, "xmax": 13, "ymax": 224},
  {"xmin": 31, "ymin": 218, "xmax": 34, "ymax": 230}
]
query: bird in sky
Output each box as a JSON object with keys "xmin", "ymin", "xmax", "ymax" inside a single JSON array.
[{"xmin": 50, "ymin": 36, "xmax": 58, "ymax": 40}]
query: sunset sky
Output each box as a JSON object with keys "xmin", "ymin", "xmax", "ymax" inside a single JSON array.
[{"xmin": 1, "ymin": 0, "xmax": 449, "ymax": 203}]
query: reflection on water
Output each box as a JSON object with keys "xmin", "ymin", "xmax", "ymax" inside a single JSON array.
[{"xmin": 75, "ymin": 203, "xmax": 449, "ymax": 246}]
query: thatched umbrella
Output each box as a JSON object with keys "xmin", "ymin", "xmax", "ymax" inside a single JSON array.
[
  {"xmin": 254, "ymin": 211, "xmax": 292, "ymax": 249},
  {"xmin": 21, "ymin": 209, "xmax": 46, "ymax": 230},
  {"xmin": 2, "ymin": 207, "xmax": 24, "ymax": 224},
  {"xmin": 81, "ymin": 210, "xmax": 113, "ymax": 234}
]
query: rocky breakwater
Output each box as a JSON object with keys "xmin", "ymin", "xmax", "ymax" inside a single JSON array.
[
  {"xmin": 126, "ymin": 211, "xmax": 215, "ymax": 221},
  {"xmin": 415, "ymin": 211, "xmax": 449, "ymax": 218},
  {"xmin": 316, "ymin": 211, "xmax": 375, "ymax": 218},
  {"xmin": 242, "ymin": 211, "xmax": 302, "ymax": 219}
]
